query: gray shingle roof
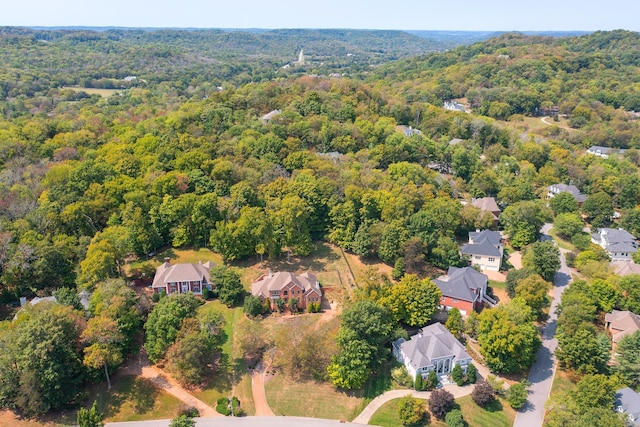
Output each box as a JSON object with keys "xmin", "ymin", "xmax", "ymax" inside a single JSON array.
[
  {"xmin": 593, "ymin": 228, "xmax": 638, "ymax": 254},
  {"xmin": 549, "ymin": 183, "xmax": 587, "ymax": 203},
  {"xmin": 394, "ymin": 323, "xmax": 471, "ymax": 372},
  {"xmin": 615, "ymin": 387, "xmax": 640, "ymax": 426},
  {"xmin": 152, "ymin": 260, "xmax": 212, "ymax": 289},
  {"xmin": 461, "ymin": 229, "xmax": 502, "ymax": 257},
  {"xmin": 434, "ymin": 266, "xmax": 488, "ymax": 302}
]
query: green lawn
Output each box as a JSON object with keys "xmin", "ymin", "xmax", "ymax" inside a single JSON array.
[
  {"xmin": 550, "ymin": 370, "xmax": 576, "ymax": 395},
  {"xmin": 88, "ymin": 376, "xmax": 186, "ymax": 422},
  {"xmin": 368, "ymin": 395, "xmax": 515, "ymax": 427},
  {"xmin": 265, "ymin": 374, "xmax": 366, "ymax": 420},
  {"xmin": 546, "ymin": 228, "xmax": 577, "ymax": 252}
]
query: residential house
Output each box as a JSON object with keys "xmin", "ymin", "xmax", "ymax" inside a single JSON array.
[
  {"xmin": 396, "ymin": 125, "xmax": 422, "ymax": 137},
  {"xmin": 592, "ymin": 228, "xmax": 638, "ymax": 261},
  {"xmin": 615, "ymin": 387, "xmax": 640, "ymax": 426},
  {"xmin": 611, "ymin": 261, "xmax": 640, "ymax": 276},
  {"xmin": 443, "ymin": 100, "xmax": 467, "ymax": 112},
  {"xmin": 393, "ymin": 322, "xmax": 472, "ymax": 380},
  {"xmin": 605, "ymin": 310, "xmax": 640, "ymax": 344},
  {"xmin": 260, "ymin": 109, "xmax": 281, "ymax": 124},
  {"xmin": 547, "ymin": 183, "xmax": 587, "ymax": 207},
  {"xmin": 471, "ymin": 197, "xmax": 501, "ymax": 225},
  {"xmin": 151, "ymin": 258, "xmax": 214, "ymax": 295},
  {"xmin": 587, "ymin": 145, "xmax": 626, "ymax": 158},
  {"xmin": 434, "ymin": 266, "xmax": 495, "ymax": 315},
  {"xmin": 251, "ymin": 271, "xmax": 322, "ymax": 311},
  {"xmin": 461, "ymin": 229, "xmax": 504, "ymax": 271}
]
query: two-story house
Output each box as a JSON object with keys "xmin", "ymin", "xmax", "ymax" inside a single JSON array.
[
  {"xmin": 393, "ymin": 323, "xmax": 472, "ymax": 380},
  {"xmin": 434, "ymin": 266, "xmax": 495, "ymax": 315},
  {"xmin": 471, "ymin": 197, "xmax": 501, "ymax": 226},
  {"xmin": 461, "ymin": 229, "xmax": 503, "ymax": 271},
  {"xmin": 547, "ymin": 183, "xmax": 587, "ymax": 207},
  {"xmin": 151, "ymin": 258, "xmax": 214, "ymax": 295},
  {"xmin": 591, "ymin": 228, "xmax": 638, "ymax": 261},
  {"xmin": 251, "ymin": 271, "xmax": 322, "ymax": 311}
]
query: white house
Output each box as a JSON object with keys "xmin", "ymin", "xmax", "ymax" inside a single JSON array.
[
  {"xmin": 591, "ymin": 228, "xmax": 638, "ymax": 261},
  {"xmin": 392, "ymin": 323, "xmax": 472, "ymax": 380},
  {"xmin": 461, "ymin": 229, "xmax": 503, "ymax": 271}
]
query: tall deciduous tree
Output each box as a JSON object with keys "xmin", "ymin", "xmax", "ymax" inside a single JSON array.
[
  {"xmin": 522, "ymin": 241, "xmax": 560, "ymax": 282},
  {"xmin": 500, "ymin": 201, "xmax": 551, "ymax": 249},
  {"xmin": 82, "ymin": 314, "xmax": 124, "ymax": 389},
  {"xmin": 380, "ymin": 275, "xmax": 441, "ymax": 326}
]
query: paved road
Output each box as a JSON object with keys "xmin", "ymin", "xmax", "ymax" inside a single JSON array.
[
  {"xmin": 513, "ymin": 223, "xmax": 572, "ymax": 427},
  {"xmin": 107, "ymin": 416, "xmax": 367, "ymax": 427}
]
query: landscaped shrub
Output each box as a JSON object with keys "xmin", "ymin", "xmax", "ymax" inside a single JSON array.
[
  {"xmin": 466, "ymin": 363, "xmax": 477, "ymax": 384},
  {"xmin": 231, "ymin": 397, "xmax": 243, "ymax": 416},
  {"xmin": 391, "ymin": 366, "xmax": 413, "ymax": 388},
  {"xmin": 426, "ymin": 370, "xmax": 439, "ymax": 390},
  {"xmin": 152, "ymin": 292, "xmax": 160, "ymax": 302},
  {"xmin": 506, "ymin": 382, "xmax": 528, "ymax": 409},
  {"xmin": 414, "ymin": 374, "xmax": 425, "ymax": 391},
  {"xmin": 429, "ymin": 388, "xmax": 454, "ymax": 419},
  {"xmin": 181, "ymin": 407, "xmax": 200, "ymax": 418},
  {"xmin": 471, "ymin": 380, "xmax": 496, "ymax": 408},
  {"xmin": 445, "ymin": 409, "xmax": 465, "ymax": 427},
  {"xmin": 202, "ymin": 287, "xmax": 211, "ymax": 300},
  {"xmin": 397, "ymin": 395, "xmax": 427, "ymax": 426},
  {"xmin": 216, "ymin": 397, "xmax": 231, "ymax": 416},
  {"xmin": 451, "ymin": 363, "xmax": 464, "ymax": 386}
]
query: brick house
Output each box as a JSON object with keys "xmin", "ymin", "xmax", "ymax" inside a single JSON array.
[
  {"xmin": 151, "ymin": 258, "xmax": 214, "ymax": 295},
  {"xmin": 434, "ymin": 266, "xmax": 495, "ymax": 316},
  {"xmin": 251, "ymin": 271, "xmax": 322, "ymax": 310}
]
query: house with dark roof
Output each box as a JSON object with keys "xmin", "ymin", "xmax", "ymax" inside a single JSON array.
[
  {"xmin": 393, "ymin": 322, "xmax": 472, "ymax": 380},
  {"xmin": 547, "ymin": 183, "xmax": 587, "ymax": 207},
  {"xmin": 461, "ymin": 229, "xmax": 504, "ymax": 271},
  {"xmin": 434, "ymin": 266, "xmax": 495, "ymax": 315},
  {"xmin": 151, "ymin": 258, "xmax": 214, "ymax": 295},
  {"xmin": 471, "ymin": 197, "xmax": 501, "ymax": 225},
  {"xmin": 615, "ymin": 387, "xmax": 640, "ymax": 426},
  {"xmin": 592, "ymin": 228, "xmax": 638, "ymax": 261},
  {"xmin": 251, "ymin": 271, "xmax": 322, "ymax": 311},
  {"xmin": 606, "ymin": 310, "xmax": 640, "ymax": 344}
]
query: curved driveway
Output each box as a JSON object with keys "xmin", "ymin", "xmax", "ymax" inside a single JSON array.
[{"xmin": 513, "ymin": 224, "xmax": 572, "ymax": 427}]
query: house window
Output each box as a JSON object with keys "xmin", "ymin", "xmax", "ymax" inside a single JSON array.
[
  {"xmin": 193, "ymin": 284, "xmax": 201, "ymax": 293},
  {"xmin": 283, "ymin": 290, "xmax": 288, "ymax": 296},
  {"xmin": 475, "ymin": 256, "xmax": 481, "ymax": 260},
  {"xmin": 453, "ymin": 298, "xmax": 458, "ymax": 303},
  {"xmin": 488, "ymin": 257, "xmax": 495, "ymax": 262}
]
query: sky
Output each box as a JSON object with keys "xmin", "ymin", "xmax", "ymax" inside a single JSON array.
[{"xmin": 2, "ymin": 0, "xmax": 639, "ymax": 31}]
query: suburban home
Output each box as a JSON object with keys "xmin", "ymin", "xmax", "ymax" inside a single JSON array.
[
  {"xmin": 434, "ymin": 266, "xmax": 495, "ymax": 315},
  {"xmin": 461, "ymin": 229, "xmax": 503, "ymax": 271},
  {"xmin": 260, "ymin": 109, "xmax": 281, "ymax": 124},
  {"xmin": 615, "ymin": 387, "xmax": 640, "ymax": 426},
  {"xmin": 471, "ymin": 197, "xmax": 501, "ymax": 225},
  {"xmin": 393, "ymin": 322, "xmax": 472, "ymax": 380},
  {"xmin": 443, "ymin": 100, "xmax": 467, "ymax": 112},
  {"xmin": 547, "ymin": 183, "xmax": 587, "ymax": 207},
  {"xmin": 586, "ymin": 145, "xmax": 626, "ymax": 158},
  {"xmin": 605, "ymin": 310, "xmax": 640, "ymax": 344},
  {"xmin": 611, "ymin": 261, "xmax": 640, "ymax": 276},
  {"xmin": 591, "ymin": 228, "xmax": 638, "ymax": 261},
  {"xmin": 251, "ymin": 271, "xmax": 322, "ymax": 310},
  {"xmin": 396, "ymin": 125, "xmax": 422, "ymax": 137},
  {"xmin": 151, "ymin": 258, "xmax": 214, "ymax": 295}
]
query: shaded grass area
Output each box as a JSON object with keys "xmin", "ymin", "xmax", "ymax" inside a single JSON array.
[
  {"xmin": 368, "ymin": 395, "xmax": 515, "ymax": 427},
  {"xmin": 89, "ymin": 376, "xmax": 186, "ymax": 422},
  {"xmin": 547, "ymin": 228, "xmax": 577, "ymax": 252},
  {"xmin": 550, "ymin": 369, "xmax": 577, "ymax": 395}
]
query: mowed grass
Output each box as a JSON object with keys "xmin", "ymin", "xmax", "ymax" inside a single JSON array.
[
  {"xmin": 192, "ymin": 300, "xmax": 248, "ymax": 408},
  {"xmin": 368, "ymin": 395, "xmax": 515, "ymax": 427},
  {"xmin": 62, "ymin": 86, "xmax": 122, "ymax": 97},
  {"xmin": 88, "ymin": 376, "xmax": 186, "ymax": 422},
  {"xmin": 547, "ymin": 228, "xmax": 577, "ymax": 252},
  {"xmin": 550, "ymin": 370, "xmax": 577, "ymax": 395},
  {"xmin": 265, "ymin": 374, "xmax": 365, "ymax": 420}
]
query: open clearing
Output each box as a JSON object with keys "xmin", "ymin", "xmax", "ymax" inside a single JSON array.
[{"xmin": 61, "ymin": 86, "xmax": 122, "ymax": 97}]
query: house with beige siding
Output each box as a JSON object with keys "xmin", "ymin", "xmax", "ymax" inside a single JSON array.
[{"xmin": 461, "ymin": 229, "xmax": 503, "ymax": 271}]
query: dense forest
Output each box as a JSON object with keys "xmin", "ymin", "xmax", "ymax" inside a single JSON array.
[{"xmin": 1, "ymin": 27, "xmax": 640, "ymax": 423}]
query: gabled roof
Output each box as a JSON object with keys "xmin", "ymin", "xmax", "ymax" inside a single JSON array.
[
  {"xmin": 394, "ymin": 323, "xmax": 470, "ymax": 372},
  {"xmin": 471, "ymin": 197, "xmax": 501, "ymax": 214},
  {"xmin": 611, "ymin": 261, "xmax": 640, "ymax": 276},
  {"xmin": 606, "ymin": 310, "xmax": 640, "ymax": 343},
  {"xmin": 152, "ymin": 260, "xmax": 212, "ymax": 289},
  {"xmin": 434, "ymin": 266, "xmax": 488, "ymax": 302},
  {"xmin": 251, "ymin": 271, "xmax": 321, "ymax": 298},
  {"xmin": 549, "ymin": 183, "xmax": 587, "ymax": 203},
  {"xmin": 461, "ymin": 230, "xmax": 502, "ymax": 257},
  {"xmin": 593, "ymin": 228, "xmax": 638, "ymax": 254},
  {"xmin": 615, "ymin": 387, "xmax": 640, "ymax": 426}
]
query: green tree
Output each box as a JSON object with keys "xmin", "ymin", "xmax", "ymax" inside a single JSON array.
[
  {"xmin": 397, "ymin": 395, "xmax": 426, "ymax": 426},
  {"xmin": 500, "ymin": 201, "xmax": 551, "ymax": 249},
  {"xmin": 582, "ymin": 192, "xmax": 613, "ymax": 228},
  {"xmin": 211, "ymin": 266, "xmax": 245, "ymax": 307},
  {"xmin": 522, "ymin": 241, "xmax": 560, "ymax": 282},
  {"xmin": 514, "ymin": 274, "xmax": 551, "ymax": 317},
  {"xmin": 380, "ymin": 275, "xmax": 441, "ymax": 326},
  {"xmin": 445, "ymin": 308, "xmax": 464, "ymax": 338},
  {"xmin": 144, "ymin": 293, "xmax": 201, "ymax": 363},
  {"xmin": 553, "ymin": 212, "xmax": 584, "ymax": 239},
  {"xmin": 571, "ymin": 374, "xmax": 619, "ymax": 412},
  {"xmin": 82, "ymin": 314, "xmax": 124, "ymax": 389},
  {"xmin": 505, "ymin": 268, "xmax": 534, "ymax": 298},
  {"xmin": 77, "ymin": 401, "xmax": 104, "ymax": 427},
  {"xmin": 414, "ymin": 374, "xmax": 424, "ymax": 391},
  {"xmin": 243, "ymin": 295, "xmax": 265, "ymax": 318},
  {"xmin": 467, "ymin": 363, "xmax": 477, "ymax": 384},
  {"xmin": 451, "ymin": 363, "xmax": 464, "ymax": 386},
  {"xmin": 615, "ymin": 330, "xmax": 640, "ymax": 388},
  {"xmin": 169, "ymin": 414, "xmax": 196, "ymax": 427},
  {"xmin": 549, "ymin": 192, "xmax": 579, "ymax": 215},
  {"xmin": 427, "ymin": 369, "xmax": 439, "ymax": 390},
  {"xmin": 445, "ymin": 409, "xmax": 465, "ymax": 427},
  {"xmin": 506, "ymin": 382, "xmax": 528, "ymax": 409},
  {"xmin": 557, "ymin": 326, "xmax": 610, "ymax": 374}
]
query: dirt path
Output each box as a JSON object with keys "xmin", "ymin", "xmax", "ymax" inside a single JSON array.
[
  {"xmin": 250, "ymin": 361, "xmax": 275, "ymax": 416},
  {"xmin": 120, "ymin": 350, "xmax": 220, "ymax": 417}
]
